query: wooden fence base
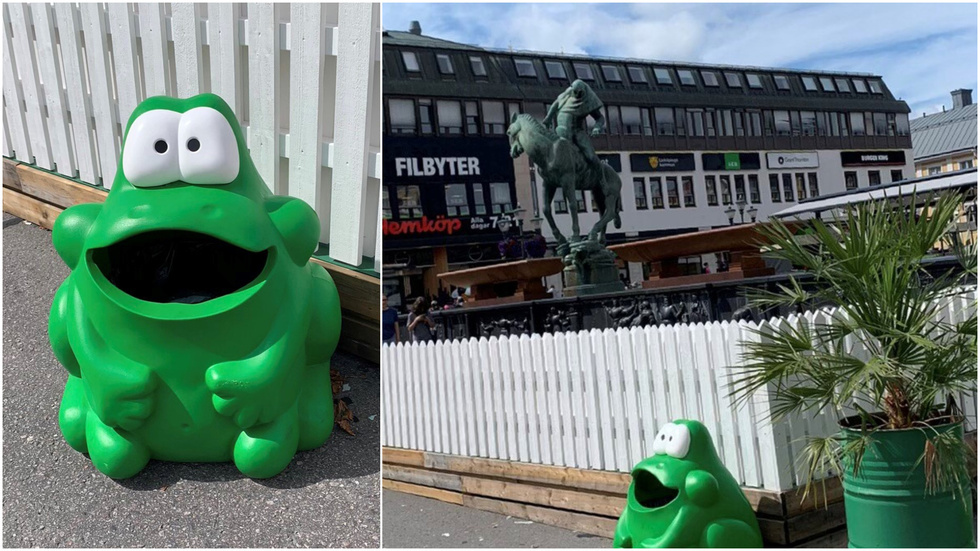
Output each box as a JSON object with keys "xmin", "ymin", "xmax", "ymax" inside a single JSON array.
[
  {"xmin": 382, "ymin": 447, "xmax": 848, "ymax": 547},
  {"xmin": 2, "ymin": 158, "xmax": 379, "ymax": 364}
]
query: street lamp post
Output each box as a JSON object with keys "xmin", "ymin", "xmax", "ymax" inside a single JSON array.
[{"xmin": 725, "ymin": 198, "xmax": 758, "ymax": 226}]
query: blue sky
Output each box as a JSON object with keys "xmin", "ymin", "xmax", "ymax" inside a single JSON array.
[{"xmin": 383, "ymin": 3, "xmax": 978, "ymax": 118}]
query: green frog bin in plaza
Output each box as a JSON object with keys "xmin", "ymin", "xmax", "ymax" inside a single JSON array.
[
  {"xmin": 48, "ymin": 93, "xmax": 342, "ymax": 479},
  {"xmin": 614, "ymin": 420, "xmax": 763, "ymax": 548}
]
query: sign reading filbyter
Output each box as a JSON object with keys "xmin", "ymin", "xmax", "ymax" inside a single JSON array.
[
  {"xmin": 840, "ymin": 150, "xmax": 906, "ymax": 167},
  {"xmin": 383, "ymin": 136, "xmax": 517, "ymax": 247},
  {"xmin": 766, "ymin": 151, "xmax": 819, "ymax": 169},
  {"xmin": 629, "ymin": 153, "xmax": 696, "ymax": 172}
]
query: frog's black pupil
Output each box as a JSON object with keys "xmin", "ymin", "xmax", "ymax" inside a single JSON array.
[
  {"xmin": 669, "ymin": 436, "xmax": 673, "ymax": 441},
  {"xmin": 187, "ymin": 138, "xmax": 201, "ymax": 152},
  {"xmin": 154, "ymin": 140, "xmax": 168, "ymax": 154},
  {"xmin": 660, "ymin": 435, "xmax": 665, "ymax": 440}
]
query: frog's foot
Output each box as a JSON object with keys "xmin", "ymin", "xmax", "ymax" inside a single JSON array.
[
  {"xmin": 233, "ymin": 405, "xmax": 299, "ymax": 479},
  {"xmin": 85, "ymin": 414, "xmax": 149, "ymax": 479},
  {"xmin": 701, "ymin": 519, "xmax": 762, "ymax": 548},
  {"xmin": 297, "ymin": 363, "xmax": 334, "ymax": 451},
  {"xmin": 59, "ymin": 375, "xmax": 90, "ymax": 453}
]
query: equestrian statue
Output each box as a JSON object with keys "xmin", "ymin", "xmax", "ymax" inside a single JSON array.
[{"xmin": 507, "ymin": 79, "xmax": 625, "ymax": 294}]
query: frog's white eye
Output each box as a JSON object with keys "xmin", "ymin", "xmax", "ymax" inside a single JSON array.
[
  {"xmin": 665, "ymin": 423, "xmax": 691, "ymax": 459},
  {"xmin": 177, "ymin": 107, "xmax": 240, "ymax": 185},
  {"xmin": 122, "ymin": 109, "xmax": 182, "ymax": 188},
  {"xmin": 652, "ymin": 424, "xmax": 670, "ymax": 454}
]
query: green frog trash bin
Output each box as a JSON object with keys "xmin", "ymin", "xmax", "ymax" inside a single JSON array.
[
  {"xmin": 613, "ymin": 420, "xmax": 763, "ymax": 548},
  {"xmin": 48, "ymin": 93, "xmax": 342, "ymax": 479}
]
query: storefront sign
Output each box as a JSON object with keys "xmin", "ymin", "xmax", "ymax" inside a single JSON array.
[
  {"xmin": 702, "ymin": 152, "xmax": 761, "ymax": 171},
  {"xmin": 766, "ymin": 151, "xmax": 819, "ymax": 169},
  {"xmin": 629, "ymin": 153, "xmax": 696, "ymax": 172},
  {"xmin": 384, "ymin": 136, "xmax": 517, "ymax": 247},
  {"xmin": 384, "ymin": 136, "xmax": 515, "ymax": 184},
  {"xmin": 840, "ymin": 150, "xmax": 906, "ymax": 167}
]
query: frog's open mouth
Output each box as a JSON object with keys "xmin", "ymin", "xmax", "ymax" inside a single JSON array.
[
  {"xmin": 91, "ymin": 230, "xmax": 270, "ymax": 304},
  {"xmin": 632, "ymin": 470, "xmax": 679, "ymax": 510}
]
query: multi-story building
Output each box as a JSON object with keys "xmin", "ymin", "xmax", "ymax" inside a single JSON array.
[
  {"xmin": 382, "ymin": 23, "xmax": 914, "ymax": 304},
  {"xmin": 911, "ymin": 89, "xmax": 977, "ymax": 177}
]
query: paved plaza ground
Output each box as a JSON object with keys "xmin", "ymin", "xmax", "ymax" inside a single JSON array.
[{"xmin": 382, "ymin": 490, "xmax": 612, "ymax": 548}]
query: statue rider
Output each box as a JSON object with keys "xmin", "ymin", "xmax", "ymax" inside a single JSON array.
[{"xmin": 543, "ymin": 79, "xmax": 606, "ymax": 164}]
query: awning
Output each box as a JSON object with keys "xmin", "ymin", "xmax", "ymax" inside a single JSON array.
[{"xmin": 772, "ymin": 169, "xmax": 977, "ymax": 220}]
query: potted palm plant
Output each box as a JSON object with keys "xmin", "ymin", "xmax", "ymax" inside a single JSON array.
[{"xmin": 731, "ymin": 191, "xmax": 977, "ymax": 548}]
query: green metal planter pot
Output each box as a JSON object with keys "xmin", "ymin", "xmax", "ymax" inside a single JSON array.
[
  {"xmin": 841, "ymin": 420, "xmax": 975, "ymax": 548},
  {"xmin": 48, "ymin": 93, "xmax": 342, "ymax": 479}
]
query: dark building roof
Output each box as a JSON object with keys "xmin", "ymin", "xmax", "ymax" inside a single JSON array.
[
  {"xmin": 383, "ymin": 29, "xmax": 910, "ymax": 114},
  {"xmin": 910, "ymin": 103, "xmax": 978, "ymax": 161}
]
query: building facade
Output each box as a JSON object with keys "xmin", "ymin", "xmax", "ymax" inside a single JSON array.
[
  {"xmin": 382, "ymin": 24, "xmax": 914, "ymax": 304},
  {"xmin": 911, "ymin": 89, "xmax": 978, "ymax": 178}
]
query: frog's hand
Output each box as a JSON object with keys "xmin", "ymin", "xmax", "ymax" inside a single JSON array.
[
  {"xmin": 701, "ymin": 519, "xmax": 763, "ymax": 548},
  {"xmin": 685, "ymin": 469, "xmax": 720, "ymax": 508},
  {"xmin": 49, "ymin": 280, "xmax": 79, "ymax": 377},
  {"xmin": 52, "ymin": 202, "xmax": 101, "ymax": 269},
  {"xmin": 612, "ymin": 512, "xmax": 633, "ymax": 548},
  {"xmin": 206, "ymin": 329, "xmax": 305, "ymax": 429},
  {"xmin": 70, "ymin": 311, "xmax": 157, "ymax": 430},
  {"xmin": 265, "ymin": 195, "xmax": 320, "ymax": 266}
]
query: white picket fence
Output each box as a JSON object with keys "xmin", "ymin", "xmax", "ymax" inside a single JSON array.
[
  {"xmin": 2, "ymin": 3, "xmax": 381, "ymax": 269},
  {"xmin": 381, "ymin": 290, "xmax": 977, "ymax": 492}
]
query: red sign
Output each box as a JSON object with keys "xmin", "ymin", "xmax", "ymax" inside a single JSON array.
[{"xmin": 383, "ymin": 216, "xmax": 463, "ymax": 236}]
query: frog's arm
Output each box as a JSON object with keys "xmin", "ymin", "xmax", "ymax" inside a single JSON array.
[
  {"xmin": 49, "ymin": 280, "xmax": 79, "ymax": 377},
  {"xmin": 612, "ymin": 512, "xmax": 632, "ymax": 548},
  {"xmin": 265, "ymin": 195, "xmax": 320, "ymax": 267},
  {"xmin": 206, "ymin": 308, "xmax": 307, "ymax": 429},
  {"xmin": 71, "ymin": 312, "xmax": 157, "ymax": 431},
  {"xmin": 52, "ymin": 203, "xmax": 102, "ymax": 269},
  {"xmin": 701, "ymin": 518, "xmax": 763, "ymax": 548}
]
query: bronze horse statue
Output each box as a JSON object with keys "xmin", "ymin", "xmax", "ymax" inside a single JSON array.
[{"xmin": 506, "ymin": 112, "xmax": 622, "ymax": 247}]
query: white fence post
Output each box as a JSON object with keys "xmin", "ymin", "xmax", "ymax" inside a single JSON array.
[{"xmin": 328, "ymin": 2, "xmax": 378, "ymax": 265}]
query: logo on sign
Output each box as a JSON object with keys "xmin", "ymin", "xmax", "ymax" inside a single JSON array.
[
  {"xmin": 648, "ymin": 156, "xmax": 659, "ymax": 169},
  {"xmin": 724, "ymin": 153, "xmax": 741, "ymax": 170}
]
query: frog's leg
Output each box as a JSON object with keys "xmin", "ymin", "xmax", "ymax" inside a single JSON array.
[
  {"xmin": 298, "ymin": 264, "xmax": 341, "ymax": 451},
  {"xmin": 85, "ymin": 414, "xmax": 150, "ymax": 479},
  {"xmin": 233, "ymin": 403, "xmax": 300, "ymax": 478},
  {"xmin": 58, "ymin": 377, "xmax": 89, "ymax": 453},
  {"xmin": 700, "ymin": 518, "xmax": 763, "ymax": 548},
  {"xmin": 612, "ymin": 512, "xmax": 633, "ymax": 548}
]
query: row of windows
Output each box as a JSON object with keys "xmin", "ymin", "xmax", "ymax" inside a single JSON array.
[
  {"xmin": 398, "ymin": 50, "xmax": 886, "ymax": 97},
  {"xmin": 925, "ymin": 160, "xmax": 975, "ymax": 175},
  {"xmin": 383, "ymin": 169, "xmax": 907, "ymax": 220},
  {"xmin": 386, "ymin": 97, "xmax": 911, "ymax": 139}
]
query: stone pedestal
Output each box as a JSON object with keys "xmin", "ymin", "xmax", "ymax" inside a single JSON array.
[{"xmin": 560, "ymin": 239, "xmax": 625, "ymax": 297}]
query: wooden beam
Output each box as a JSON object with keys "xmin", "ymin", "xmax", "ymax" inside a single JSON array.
[
  {"xmin": 8, "ymin": 162, "xmax": 106, "ymax": 207},
  {"xmin": 383, "ymin": 479, "xmax": 464, "ymax": 506},
  {"xmin": 2, "ymin": 187, "xmax": 62, "ymax": 229},
  {"xmin": 382, "ymin": 447, "xmax": 426, "ymax": 467},
  {"xmin": 423, "ymin": 451, "xmax": 632, "ymax": 495},
  {"xmin": 463, "ymin": 494, "xmax": 618, "ymax": 538}
]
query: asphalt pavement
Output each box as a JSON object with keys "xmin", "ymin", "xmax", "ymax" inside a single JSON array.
[
  {"xmin": 382, "ymin": 490, "xmax": 612, "ymax": 548},
  {"xmin": 2, "ymin": 215, "xmax": 381, "ymax": 547}
]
